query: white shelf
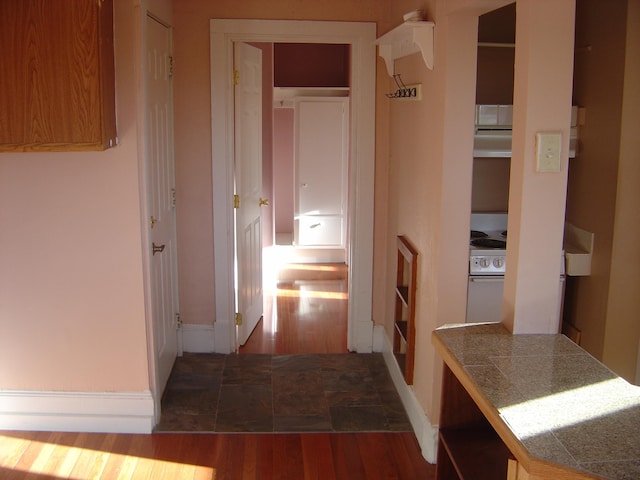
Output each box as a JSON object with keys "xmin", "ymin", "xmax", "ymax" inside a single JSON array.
[{"xmin": 375, "ymin": 21, "xmax": 435, "ymax": 76}]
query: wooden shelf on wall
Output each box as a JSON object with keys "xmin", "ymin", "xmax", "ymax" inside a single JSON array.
[
  {"xmin": 393, "ymin": 235, "xmax": 418, "ymax": 384},
  {"xmin": 375, "ymin": 21, "xmax": 435, "ymax": 76}
]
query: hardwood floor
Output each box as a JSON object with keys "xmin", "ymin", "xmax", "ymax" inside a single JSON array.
[
  {"xmin": 0, "ymin": 431, "xmax": 435, "ymax": 479},
  {"xmin": 240, "ymin": 263, "xmax": 349, "ymax": 354},
  {"xmin": 0, "ymin": 263, "xmax": 437, "ymax": 479}
]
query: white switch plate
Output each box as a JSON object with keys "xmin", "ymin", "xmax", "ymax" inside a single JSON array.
[{"xmin": 536, "ymin": 132, "xmax": 562, "ymax": 172}]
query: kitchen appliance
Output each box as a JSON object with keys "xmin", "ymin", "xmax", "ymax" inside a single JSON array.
[
  {"xmin": 473, "ymin": 105, "xmax": 579, "ymax": 158},
  {"xmin": 466, "ymin": 213, "xmax": 565, "ymax": 327}
]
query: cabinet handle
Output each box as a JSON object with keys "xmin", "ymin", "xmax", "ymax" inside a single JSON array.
[
  {"xmin": 469, "ymin": 277, "xmax": 504, "ymax": 283},
  {"xmin": 152, "ymin": 243, "xmax": 165, "ymax": 255}
]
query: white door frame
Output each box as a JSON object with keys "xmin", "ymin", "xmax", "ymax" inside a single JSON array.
[{"xmin": 210, "ymin": 19, "xmax": 376, "ymax": 353}]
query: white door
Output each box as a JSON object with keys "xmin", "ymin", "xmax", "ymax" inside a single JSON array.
[
  {"xmin": 295, "ymin": 98, "xmax": 349, "ymax": 250},
  {"xmin": 234, "ymin": 43, "xmax": 264, "ymax": 346},
  {"xmin": 146, "ymin": 16, "xmax": 179, "ymax": 396}
]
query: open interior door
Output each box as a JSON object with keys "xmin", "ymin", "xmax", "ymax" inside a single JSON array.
[
  {"xmin": 234, "ymin": 42, "xmax": 264, "ymax": 346},
  {"xmin": 146, "ymin": 16, "xmax": 179, "ymax": 398}
]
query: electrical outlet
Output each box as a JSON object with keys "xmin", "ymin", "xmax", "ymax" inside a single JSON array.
[{"xmin": 536, "ymin": 132, "xmax": 562, "ymax": 172}]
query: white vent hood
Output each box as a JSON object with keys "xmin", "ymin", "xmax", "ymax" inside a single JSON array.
[{"xmin": 474, "ymin": 105, "xmax": 578, "ymax": 158}]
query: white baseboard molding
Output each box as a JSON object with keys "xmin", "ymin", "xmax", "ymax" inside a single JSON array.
[
  {"xmin": 0, "ymin": 390, "xmax": 154, "ymax": 434},
  {"xmin": 372, "ymin": 324, "xmax": 385, "ymax": 352},
  {"xmin": 380, "ymin": 328, "xmax": 438, "ymax": 464},
  {"xmin": 182, "ymin": 323, "xmax": 216, "ymax": 353}
]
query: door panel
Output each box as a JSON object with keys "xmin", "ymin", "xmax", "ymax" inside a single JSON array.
[
  {"xmin": 147, "ymin": 16, "xmax": 178, "ymax": 396},
  {"xmin": 234, "ymin": 43, "xmax": 263, "ymax": 346},
  {"xmin": 295, "ymin": 98, "xmax": 348, "ymax": 247},
  {"xmin": 297, "ymin": 215, "xmax": 344, "ymax": 246}
]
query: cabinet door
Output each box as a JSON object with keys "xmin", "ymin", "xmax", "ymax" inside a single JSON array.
[{"xmin": 0, "ymin": 0, "xmax": 116, "ymax": 151}]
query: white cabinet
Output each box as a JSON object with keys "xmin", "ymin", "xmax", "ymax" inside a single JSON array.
[{"xmin": 294, "ymin": 98, "xmax": 349, "ymax": 249}]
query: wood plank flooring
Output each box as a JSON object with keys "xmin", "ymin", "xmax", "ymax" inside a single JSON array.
[
  {"xmin": 240, "ymin": 263, "xmax": 349, "ymax": 354},
  {"xmin": 0, "ymin": 430, "xmax": 435, "ymax": 479},
  {"xmin": 0, "ymin": 263, "xmax": 436, "ymax": 478}
]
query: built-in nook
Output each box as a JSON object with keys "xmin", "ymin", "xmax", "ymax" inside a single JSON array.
[{"xmin": 472, "ymin": 4, "xmax": 515, "ymax": 214}]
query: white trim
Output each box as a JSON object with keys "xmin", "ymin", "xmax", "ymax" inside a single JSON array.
[
  {"xmin": 381, "ymin": 328, "xmax": 438, "ymax": 464},
  {"xmin": 0, "ymin": 391, "xmax": 155, "ymax": 434},
  {"xmin": 210, "ymin": 19, "xmax": 376, "ymax": 354},
  {"xmin": 181, "ymin": 324, "xmax": 216, "ymax": 353},
  {"xmin": 372, "ymin": 324, "xmax": 386, "ymax": 352}
]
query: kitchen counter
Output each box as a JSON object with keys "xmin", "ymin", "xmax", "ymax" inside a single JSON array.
[{"xmin": 432, "ymin": 323, "xmax": 640, "ymax": 480}]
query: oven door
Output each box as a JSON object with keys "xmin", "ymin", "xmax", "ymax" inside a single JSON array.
[{"xmin": 466, "ymin": 275, "xmax": 504, "ymax": 324}]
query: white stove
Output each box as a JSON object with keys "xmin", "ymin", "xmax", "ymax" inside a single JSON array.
[
  {"xmin": 466, "ymin": 212, "xmax": 565, "ymax": 327},
  {"xmin": 469, "ymin": 213, "xmax": 508, "ymax": 275}
]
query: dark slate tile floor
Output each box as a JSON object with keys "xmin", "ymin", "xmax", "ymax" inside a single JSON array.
[{"xmin": 155, "ymin": 353, "xmax": 412, "ymax": 433}]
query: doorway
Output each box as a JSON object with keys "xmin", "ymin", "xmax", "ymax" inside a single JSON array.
[{"xmin": 210, "ymin": 20, "xmax": 377, "ymax": 354}]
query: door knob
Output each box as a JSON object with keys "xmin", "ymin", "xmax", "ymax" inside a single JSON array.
[
  {"xmin": 259, "ymin": 198, "xmax": 269, "ymax": 207},
  {"xmin": 152, "ymin": 243, "xmax": 165, "ymax": 255}
]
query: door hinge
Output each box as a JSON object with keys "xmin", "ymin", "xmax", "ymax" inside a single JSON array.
[
  {"xmin": 175, "ymin": 312, "xmax": 182, "ymax": 329},
  {"xmin": 168, "ymin": 56, "xmax": 174, "ymax": 78},
  {"xmin": 233, "ymin": 69, "xmax": 240, "ymax": 85},
  {"xmin": 235, "ymin": 312, "xmax": 243, "ymax": 326},
  {"xmin": 171, "ymin": 188, "xmax": 176, "ymax": 207},
  {"xmin": 233, "ymin": 194, "xmax": 240, "ymax": 209}
]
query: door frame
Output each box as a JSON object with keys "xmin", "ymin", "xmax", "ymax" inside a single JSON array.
[{"xmin": 210, "ymin": 19, "xmax": 376, "ymax": 353}]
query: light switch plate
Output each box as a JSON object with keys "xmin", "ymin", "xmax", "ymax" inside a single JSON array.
[{"xmin": 536, "ymin": 132, "xmax": 562, "ymax": 172}]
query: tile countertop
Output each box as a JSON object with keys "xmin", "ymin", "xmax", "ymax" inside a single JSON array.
[{"xmin": 432, "ymin": 323, "xmax": 640, "ymax": 480}]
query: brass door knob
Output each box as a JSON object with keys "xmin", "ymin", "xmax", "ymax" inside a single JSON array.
[{"xmin": 259, "ymin": 198, "xmax": 269, "ymax": 207}]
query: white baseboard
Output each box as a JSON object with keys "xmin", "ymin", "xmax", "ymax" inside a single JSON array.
[
  {"xmin": 182, "ymin": 323, "xmax": 216, "ymax": 353},
  {"xmin": 373, "ymin": 324, "xmax": 385, "ymax": 352},
  {"xmin": 0, "ymin": 390, "xmax": 154, "ymax": 434},
  {"xmin": 380, "ymin": 328, "xmax": 438, "ymax": 464}
]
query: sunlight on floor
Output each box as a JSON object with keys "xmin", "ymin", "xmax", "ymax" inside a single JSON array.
[
  {"xmin": 282, "ymin": 263, "xmax": 345, "ymax": 272},
  {"xmin": 275, "ymin": 288, "xmax": 348, "ymax": 300},
  {"xmin": 0, "ymin": 434, "xmax": 215, "ymax": 479}
]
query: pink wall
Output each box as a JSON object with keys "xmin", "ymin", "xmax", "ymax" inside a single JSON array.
[
  {"xmin": 0, "ymin": 0, "xmax": 171, "ymax": 392},
  {"xmin": 384, "ymin": 0, "xmax": 482, "ymax": 424},
  {"xmin": 503, "ymin": 0, "xmax": 575, "ymax": 334}
]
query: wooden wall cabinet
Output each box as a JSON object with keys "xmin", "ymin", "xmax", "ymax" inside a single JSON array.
[
  {"xmin": 0, "ymin": 0, "xmax": 117, "ymax": 152},
  {"xmin": 393, "ymin": 235, "xmax": 418, "ymax": 384}
]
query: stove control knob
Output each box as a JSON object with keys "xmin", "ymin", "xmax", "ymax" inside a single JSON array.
[
  {"xmin": 480, "ymin": 258, "xmax": 490, "ymax": 268},
  {"xmin": 493, "ymin": 257, "xmax": 504, "ymax": 268}
]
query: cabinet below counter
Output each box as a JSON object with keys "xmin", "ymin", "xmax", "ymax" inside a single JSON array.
[{"xmin": 432, "ymin": 323, "xmax": 640, "ymax": 480}]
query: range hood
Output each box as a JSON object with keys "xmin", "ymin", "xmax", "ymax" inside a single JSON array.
[{"xmin": 474, "ymin": 105, "xmax": 578, "ymax": 158}]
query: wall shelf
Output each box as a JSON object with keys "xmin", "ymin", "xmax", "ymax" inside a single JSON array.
[
  {"xmin": 393, "ymin": 235, "xmax": 418, "ymax": 384},
  {"xmin": 375, "ymin": 21, "xmax": 435, "ymax": 76}
]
